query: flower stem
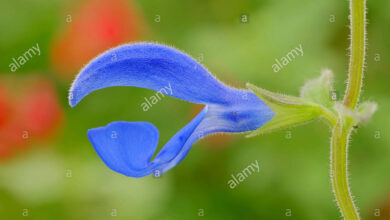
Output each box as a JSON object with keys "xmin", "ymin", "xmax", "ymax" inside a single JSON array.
[
  {"xmin": 330, "ymin": 0, "xmax": 366, "ymax": 219},
  {"xmin": 343, "ymin": 0, "xmax": 366, "ymax": 109},
  {"xmin": 331, "ymin": 117, "xmax": 359, "ymax": 219}
]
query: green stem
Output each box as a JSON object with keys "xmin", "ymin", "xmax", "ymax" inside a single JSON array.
[
  {"xmin": 343, "ymin": 0, "xmax": 366, "ymax": 109},
  {"xmin": 330, "ymin": 0, "xmax": 366, "ymax": 219},
  {"xmin": 320, "ymin": 107, "xmax": 338, "ymax": 127},
  {"xmin": 331, "ymin": 117, "xmax": 359, "ymax": 219}
]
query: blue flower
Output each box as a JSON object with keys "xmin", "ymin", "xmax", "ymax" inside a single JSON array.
[{"xmin": 69, "ymin": 43, "xmax": 274, "ymax": 178}]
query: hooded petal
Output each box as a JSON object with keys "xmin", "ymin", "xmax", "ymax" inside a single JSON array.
[
  {"xmin": 70, "ymin": 43, "xmax": 274, "ymax": 177},
  {"xmin": 69, "ymin": 43, "xmax": 243, "ymax": 107}
]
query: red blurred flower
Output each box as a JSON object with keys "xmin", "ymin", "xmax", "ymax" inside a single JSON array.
[
  {"xmin": 0, "ymin": 77, "xmax": 63, "ymax": 160},
  {"xmin": 0, "ymin": 84, "xmax": 6, "ymax": 127},
  {"xmin": 50, "ymin": 0, "xmax": 143, "ymax": 80}
]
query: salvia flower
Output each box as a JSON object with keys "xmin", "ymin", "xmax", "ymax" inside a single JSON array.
[{"xmin": 69, "ymin": 43, "xmax": 274, "ymax": 177}]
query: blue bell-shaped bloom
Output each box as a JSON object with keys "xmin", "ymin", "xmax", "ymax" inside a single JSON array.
[{"xmin": 69, "ymin": 43, "xmax": 274, "ymax": 177}]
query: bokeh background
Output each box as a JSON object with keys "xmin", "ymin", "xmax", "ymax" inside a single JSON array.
[{"xmin": 0, "ymin": 0, "xmax": 389, "ymax": 219}]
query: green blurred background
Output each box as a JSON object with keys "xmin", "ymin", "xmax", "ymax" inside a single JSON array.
[{"xmin": 0, "ymin": 0, "xmax": 389, "ymax": 219}]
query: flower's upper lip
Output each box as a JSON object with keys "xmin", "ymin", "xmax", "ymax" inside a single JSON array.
[
  {"xmin": 69, "ymin": 42, "xmax": 239, "ymax": 108},
  {"xmin": 69, "ymin": 42, "xmax": 274, "ymax": 177}
]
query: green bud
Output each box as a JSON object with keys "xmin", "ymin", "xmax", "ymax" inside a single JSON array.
[
  {"xmin": 300, "ymin": 69, "xmax": 335, "ymax": 109},
  {"xmin": 334, "ymin": 101, "xmax": 377, "ymax": 124}
]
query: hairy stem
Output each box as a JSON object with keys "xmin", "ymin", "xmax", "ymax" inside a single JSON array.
[
  {"xmin": 330, "ymin": 0, "xmax": 366, "ymax": 219},
  {"xmin": 320, "ymin": 107, "xmax": 338, "ymax": 127},
  {"xmin": 331, "ymin": 117, "xmax": 359, "ymax": 219},
  {"xmin": 343, "ymin": 0, "xmax": 366, "ymax": 109}
]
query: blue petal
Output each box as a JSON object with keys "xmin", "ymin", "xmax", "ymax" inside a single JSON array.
[
  {"xmin": 70, "ymin": 43, "xmax": 274, "ymax": 178},
  {"xmin": 87, "ymin": 92, "xmax": 273, "ymax": 177},
  {"xmin": 87, "ymin": 106, "xmax": 208, "ymax": 177},
  {"xmin": 87, "ymin": 121, "xmax": 159, "ymax": 177},
  {"xmin": 151, "ymin": 92, "xmax": 273, "ymax": 174},
  {"xmin": 69, "ymin": 43, "xmax": 242, "ymax": 107}
]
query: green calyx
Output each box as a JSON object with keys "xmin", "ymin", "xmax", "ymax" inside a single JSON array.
[
  {"xmin": 246, "ymin": 83, "xmax": 332, "ymax": 137},
  {"xmin": 246, "ymin": 69, "xmax": 339, "ymax": 137},
  {"xmin": 246, "ymin": 69, "xmax": 376, "ymax": 138}
]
